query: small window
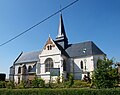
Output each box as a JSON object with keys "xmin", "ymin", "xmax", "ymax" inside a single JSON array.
[
  {"xmin": 80, "ymin": 61, "xmax": 83, "ymax": 69},
  {"xmin": 49, "ymin": 45, "xmax": 52, "ymax": 50},
  {"xmin": 47, "ymin": 46, "xmax": 50, "ymax": 50},
  {"xmin": 47, "ymin": 45, "xmax": 52, "ymax": 50}
]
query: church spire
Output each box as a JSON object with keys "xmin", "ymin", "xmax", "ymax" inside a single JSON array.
[
  {"xmin": 57, "ymin": 13, "xmax": 67, "ymax": 39},
  {"xmin": 55, "ymin": 13, "xmax": 68, "ymax": 49}
]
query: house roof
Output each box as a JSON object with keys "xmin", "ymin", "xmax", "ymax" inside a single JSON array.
[
  {"xmin": 15, "ymin": 51, "xmax": 41, "ymax": 64},
  {"xmin": 66, "ymin": 41, "xmax": 105, "ymax": 58}
]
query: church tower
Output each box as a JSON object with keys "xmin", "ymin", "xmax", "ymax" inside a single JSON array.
[{"xmin": 55, "ymin": 13, "xmax": 68, "ymax": 49}]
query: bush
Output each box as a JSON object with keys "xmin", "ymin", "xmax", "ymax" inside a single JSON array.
[
  {"xmin": 56, "ymin": 76, "xmax": 60, "ymax": 84},
  {"xmin": 62, "ymin": 74, "xmax": 74, "ymax": 88},
  {"xmin": 69, "ymin": 74, "xmax": 74, "ymax": 86},
  {"xmin": 6, "ymin": 81, "xmax": 15, "ymax": 89},
  {"xmin": 72, "ymin": 80, "xmax": 91, "ymax": 88},
  {"xmin": 46, "ymin": 83, "xmax": 64, "ymax": 88},
  {"xmin": 0, "ymin": 88, "xmax": 120, "ymax": 95},
  {"xmin": 32, "ymin": 76, "xmax": 45, "ymax": 88},
  {"xmin": 0, "ymin": 81, "xmax": 6, "ymax": 88},
  {"xmin": 45, "ymin": 80, "xmax": 91, "ymax": 88},
  {"xmin": 17, "ymin": 80, "xmax": 26, "ymax": 89},
  {"xmin": 38, "ymin": 78, "xmax": 45, "ymax": 87},
  {"xmin": 63, "ymin": 81, "xmax": 71, "ymax": 88}
]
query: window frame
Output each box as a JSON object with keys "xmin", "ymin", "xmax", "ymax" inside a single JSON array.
[{"xmin": 45, "ymin": 58, "xmax": 53, "ymax": 72}]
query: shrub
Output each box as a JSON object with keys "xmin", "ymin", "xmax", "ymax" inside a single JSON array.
[
  {"xmin": 47, "ymin": 83, "xmax": 64, "ymax": 88},
  {"xmin": 38, "ymin": 78, "xmax": 45, "ymax": 87},
  {"xmin": 63, "ymin": 74, "xmax": 74, "ymax": 88},
  {"xmin": 56, "ymin": 76, "xmax": 60, "ymax": 84},
  {"xmin": 0, "ymin": 81, "xmax": 6, "ymax": 88},
  {"xmin": 69, "ymin": 74, "xmax": 74, "ymax": 86},
  {"xmin": 63, "ymin": 81, "xmax": 71, "ymax": 88},
  {"xmin": 0, "ymin": 88, "xmax": 120, "ymax": 95},
  {"xmin": 6, "ymin": 81, "xmax": 15, "ymax": 89},
  {"xmin": 72, "ymin": 80, "xmax": 91, "ymax": 88},
  {"xmin": 17, "ymin": 80, "xmax": 26, "ymax": 89},
  {"xmin": 32, "ymin": 76, "xmax": 45, "ymax": 88}
]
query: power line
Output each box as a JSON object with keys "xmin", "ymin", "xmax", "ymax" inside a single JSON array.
[{"xmin": 0, "ymin": 0, "xmax": 79, "ymax": 47}]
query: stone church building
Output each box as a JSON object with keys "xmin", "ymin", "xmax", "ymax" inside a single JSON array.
[{"xmin": 9, "ymin": 13, "xmax": 105, "ymax": 83}]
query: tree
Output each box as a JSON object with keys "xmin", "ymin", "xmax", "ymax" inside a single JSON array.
[{"xmin": 92, "ymin": 58, "xmax": 119, "ymax": 88}]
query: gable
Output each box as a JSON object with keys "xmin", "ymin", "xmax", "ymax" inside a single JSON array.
[
  {"xmin": 40, "ymin": 37, "xmax": 61, "ymax": 57},
  {"xmin": 43, "ymin": 37, "xmax": 55, "ymax": 50}
]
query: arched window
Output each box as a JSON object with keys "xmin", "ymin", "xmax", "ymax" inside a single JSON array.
[
  {"xmin": 28, "ymin": 66, "xmax": 32, "ymax": 72},
  {"xmin": 18, "ymin": 67, "xmax": 21, "ymax": 74},
  {"xmin": 22, "ymin": 65, "xmax": 27, "ymax": 74},
  {"xmin": 45, "ymin": 58, "xmax": 53, "ymax": 72},
  {"xmin": 80, "ymin": 61, "xmax": 83, "ymax": 69}
]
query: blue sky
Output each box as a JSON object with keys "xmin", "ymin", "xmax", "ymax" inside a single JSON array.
[{"xmin": 0, "ymin": 0, "xmax": 120, "ymax": 78}]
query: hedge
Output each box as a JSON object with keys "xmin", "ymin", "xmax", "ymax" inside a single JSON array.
[{"xmin": 0, "ymin": 88, "xmax": 120, "ymax": 95}]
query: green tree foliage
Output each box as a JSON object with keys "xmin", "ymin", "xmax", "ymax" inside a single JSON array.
[
  {"xmin": 92, "ymin": 58, "xmax": 119, "ymax": 88},
  {"xmin": 32, "ymin": 76, "xmax": 45, "ymax": 88}
]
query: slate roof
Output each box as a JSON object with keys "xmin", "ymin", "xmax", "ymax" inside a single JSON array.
[
  {"xmin": 56, "ymin": 13, "xmax": 68, "ymax": 42},
  {"xmin": 14, "ymin": 41, "xmax": 105, "ymax": 64},
  {"xmin": 15, "ymin": 51, "xmax": 41, "ymax": 64},
  {"xmin": 54, "ymin": 41, "xmax": 69, "ymax": 57},
  {"xmin": 66, "ymin": 41, "xmax": 105, "ymax": 58}
]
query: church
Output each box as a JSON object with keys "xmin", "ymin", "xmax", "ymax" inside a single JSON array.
[{"xmin": 9, "ymin": 13, "xmax": 105, "ymax": 83}]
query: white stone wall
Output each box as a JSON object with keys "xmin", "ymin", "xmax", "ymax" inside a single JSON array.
[
  {"xmin": 72, "ymin": 56, "xmax": 93, "ymax": 79},
  {"xmin": 39, "ymin": 54, "xmax": 61, "ymax": 73},
  {"xmin": 14, "ymin": 62, "xmax": 36, "ymax": 75},
  {"xmin": 14, "ymin": 62, "xmax": 36, "ymax": 83},
  {"xmin": 37, "ymin": 42, "xmax": 64, "ymax": 82},
  {"xmin": 73, "ymin": 56, "xmax": 94, "ymax": 72},
  {"xmin": 72, "ymin": 54, "xmax": 105, "ymax": 80}
]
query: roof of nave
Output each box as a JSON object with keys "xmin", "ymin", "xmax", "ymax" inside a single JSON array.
[
  {"xmin": 66, "ymin": 41, "xmax": 105, "ymax": 58},
  {"xmin": 15, "ymin": 51, "xmax": 41, "ymax": 64}
]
